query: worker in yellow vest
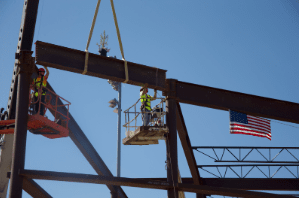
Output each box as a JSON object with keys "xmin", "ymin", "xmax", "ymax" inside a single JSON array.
[
  {"xmin": 32, "ymin": 67, "xmax": 49, "ymax": 116},
  {"xmin": 140, "ymin": 87, "xmax": 157, "ymax": 126}
]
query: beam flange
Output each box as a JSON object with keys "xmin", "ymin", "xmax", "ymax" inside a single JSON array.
[
  {"xmin": 21, "ymin": 170, "xmax": 296, "ymax": 198},
  {"xmin": 175, "ymin": 80, "xmax": 299, "ymax": 124},
  {"xmin": 35, "ymin": 41, "xmax": 167, "ymax": 90}
]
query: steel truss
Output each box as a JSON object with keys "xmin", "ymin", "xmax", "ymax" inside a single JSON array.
[
  {"xmin": 193, "ymin": 147, "xmax": 299, "ymax": 163},
  {"xmin": 193, "ymin": 147, "xmax": 299, "ymax": 179},
  {"xmin": 198, "ymin": 164, "xmax": 299, "ymax": 178}
]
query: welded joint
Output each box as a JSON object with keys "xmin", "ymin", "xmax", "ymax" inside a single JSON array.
[
  {"xmin": 163, "ymin": 79, "xmax": 179, "ymax": 102},
  {"xmin": 163, "ymin": 79, "xmax": 177, "ymax": 97}
]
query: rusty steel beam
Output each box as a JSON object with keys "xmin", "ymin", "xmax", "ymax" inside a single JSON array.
[
  {"xmin": 166, "ymin": 79, "xmax": 178, "ymax": 198},
  {"xmin": 202, "ymin": 178, "xmax": 299, "ymax": 191},
  {"xmin": 175, "ymin": 80, "xmax": 299, "ymax": 124},
  {"xmin": 35, "ymin": 41, "xmax": 167, "ymax": 91},
  {"xmin": 176, "ymin": 103, "xmax": 206, "ymax": 198},
  {"xmin": 0, "ymin": 0, "xmax": 40, "ymax": 197},
  {"xmin": 140, "ymin": 177, "xmax": 299, "ymax": 191},
  {"xmin": 8, "ymin": 51, "xmax": 34, "ymax": 198},
  {"xmin": 21, "ymin": 170, "xmax": 296, "ymax": 198},
  {"xmin": 23, "ymin": 178, "xmax": 52, "ymax": 198}
]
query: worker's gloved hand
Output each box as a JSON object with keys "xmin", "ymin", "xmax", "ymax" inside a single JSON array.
[{"xmin": 140, "ymin": 104, "xmax": 145, "ymax": 110}]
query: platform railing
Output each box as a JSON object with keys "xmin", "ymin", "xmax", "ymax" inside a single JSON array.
[
  {"xmin": 29, "ymin": 85, "xmax": 71, "ymax": 128},
  {"xmin": 123, "ymin": 98, "xmax": 166, "ymax": 135}
]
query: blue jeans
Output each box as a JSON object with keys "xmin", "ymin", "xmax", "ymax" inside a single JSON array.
[{"xmin": 142, "ymin": 109, "xmax": 151, "ymax": 126}]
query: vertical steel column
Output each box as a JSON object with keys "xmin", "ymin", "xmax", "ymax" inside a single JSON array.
[
  {"xmin": 117, "ymin": 82, "xmax": 122, "ymax": 177},
  {"xmin": 9, "ymin": 51, "xmax": 34, "ymax": 198},
  {"xmin": 166, "ymin": 79, "xmax": 178, "ymax": 198},
  {"xmin": 111, "ymin": 191, "xmax": 118, "ymax": 198}
]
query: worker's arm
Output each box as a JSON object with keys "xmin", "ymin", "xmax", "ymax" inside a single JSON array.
[{"xmin": 44, "ymin": 66, "xmax": 49, "ymax": 78}]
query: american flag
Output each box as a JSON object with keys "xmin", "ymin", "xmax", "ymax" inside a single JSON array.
[{"xmin": 229, "ymin": 110, "xmax": 271, "ymax": 140}]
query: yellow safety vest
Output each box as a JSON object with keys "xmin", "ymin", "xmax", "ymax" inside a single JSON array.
[
  {"xmin": 34, "ymin": 76, "xmax": 47, "ymax": 97},
  {"xmin": 140, "ymin": 94, "xmax": 152, "ymax": 111}
]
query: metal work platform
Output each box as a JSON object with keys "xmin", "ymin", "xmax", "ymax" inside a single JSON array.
[
  {"xmin": 123, "ymin": 98, "xmax": 168, "ymax": 145},
  {"xmin": 0, "ymin": 115, "xmax": 69, "ymax": 139},
  {"xmin": 0, "ymin": 86, "xmax": 70, "ymax": 139},
  {"xmin": 123, "ymin": 125, "xmax": 168, "ymax": 145},
  {"xmin": 0, "ymin": 120, "xmax": 15, "ymax": 134},
  {"xmin": 27, "ymin": 114, "xmax": 69, "ymax": 139}
]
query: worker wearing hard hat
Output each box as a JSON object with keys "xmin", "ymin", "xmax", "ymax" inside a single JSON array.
[
  {"xmin": 140, "ymin": 87, "xmax": 157, "ymax": 126},
  {"xmin": 32, "ymin": 66, "xmax": 49, "ymax": 116}
]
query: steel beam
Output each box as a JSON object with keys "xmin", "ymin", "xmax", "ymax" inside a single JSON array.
[
  {"xmin": 20, "ymin": 170, "xmax": 296, "ymax": 198},
  {"xmin": 202, "ymin": 178, "xmax": 299, "ymax": 191},
  {"xmin": 35, "ymin": 41, "xmax": 167, "ymax": 91},
  {"xmin": 176, "ymin": 103, "xmax": 206, "ymax": 198},
  {"xmin": 0, "ymin": 0, "xmax": 40, "ymax": 197},
  {"xmin": 23, "ymin": 178, "xmax": 52, "ymax": 198},
  {"xmin": 8, "ymin": 51, "xmax": 33, "ymax": 198},
  {"xmin": 192, "ymin": 146, "xmax": 299, "ymax": 149},
  {"xmin": 133, "ymin": 177, "xmax": 299, "ymax": 191},
  {"xmin": 176, "ymin": 103, "xmax": 202, "ymax": 183},
  {"xmin": 198, "ymin": 164, "xmax": 299, "ymax": 167},
  {"xmin": 175, "ymin": 80, "xmax": 299, "ymax": 124},
  {"xmin": 166, "ymin": 79, "xmax": 178, "ymax": 198},
  {"xmin": 44, "ymin": 81, "xmax": 127, "ymax": 198}
]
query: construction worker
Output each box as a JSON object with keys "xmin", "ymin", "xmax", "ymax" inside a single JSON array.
[
  {"xmin": 32, "ymin": 67, "xmax": 49, "ymax": 116},
  {"xmin": 140, "ymin": 87, "xmax": 157, "ymax": 126}
]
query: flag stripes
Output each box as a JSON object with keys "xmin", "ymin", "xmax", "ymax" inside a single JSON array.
[{"xmin": 230, "ymin": 110, "xmax": 271, "ymax": 140}]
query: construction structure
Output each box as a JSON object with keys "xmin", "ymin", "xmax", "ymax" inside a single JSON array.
[{"xmin": 0, "ymin": 0, "xmax": 299, "ymax": 198}]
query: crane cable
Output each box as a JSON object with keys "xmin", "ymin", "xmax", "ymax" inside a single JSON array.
[
  {"xmin": 83, "ymin": 0, "xmax": 102, "ymax": 75},
  {"xmin": 83, "ymin": 0, "xmax": 129, "ymax": 84},
  {"xmin": 110, "ymin": 0, "xmax": 129, "ymax": 83}
]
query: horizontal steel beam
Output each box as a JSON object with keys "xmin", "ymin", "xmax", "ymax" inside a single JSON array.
[
  {"xmin": 192, "ymin": 147, "xmax": 299, "ymax": 149},
  {"xmin": 215, "ymin": 161, "xmax": 299, "ymax": 163},
  {"xmin": 23, "ymin": 178, "xmax": 52, "ymax": 198},
  {"xmin": 202, "ymin": 178, "xmax": 299, "ymax": 191},
  {"xmin": 138, "ymin": 177, "xmax": 299, "ymax": 191},
  {"xmin": 175, "ymin": 80, "xmax": 299, "ymax": 124},
  {"xmin": 35, "ymin": 41, "xmax": 167, "ymax": 90},
  {"xmin": 21, "ymin": 170, "xmax": 295, "ymax": 198},
  {"xmin": 198, "ymin": 164, "xmax": 299, "ymax": 167}
]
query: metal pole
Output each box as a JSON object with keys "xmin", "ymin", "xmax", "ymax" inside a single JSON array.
[
  {"xmin": 9, "ymin": 51, "xmax": 33, "ymax": 198},
  {"xmin": 166, "ymin": 79, "xmax": 178, "ymax": 198},
  {"xmin": 117, "ymin": 82, "xmax": 121, "ymax": 177}
]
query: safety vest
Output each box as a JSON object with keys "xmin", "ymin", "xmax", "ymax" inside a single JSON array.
[
  {"xmin": 140, "ymin": 94, "xmax": 152, "ymax": 111},
  {"xmin": 34, "ymin": 76, "xmax": 47, "ymax": 97}
]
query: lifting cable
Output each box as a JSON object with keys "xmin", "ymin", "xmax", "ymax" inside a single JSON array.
[
  {"xmin": 83, "ymin": 0, "xmax": 129, "ymax": 84},
  {"xmin": 83, "ymin": 0, "xmax": 102, "ymax": 75},
  {"xmin": 110, "ymin": 0, "xmax": 129, "ymax": 83}
]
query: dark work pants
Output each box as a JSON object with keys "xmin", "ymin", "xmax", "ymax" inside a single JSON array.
[{"xmin": 34, "ymin": 95, "xmax": 45, "ymax": 116}]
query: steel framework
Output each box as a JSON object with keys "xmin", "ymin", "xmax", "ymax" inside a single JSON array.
[
  {"xmin": 193, "ymin": 147, "xmax": 299, "ymax": 163},
  {"xmin": 1, "ymin": 0, "xmax": 299, "ymax": 198}
]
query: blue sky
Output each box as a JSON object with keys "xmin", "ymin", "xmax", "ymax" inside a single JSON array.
[{"xmin": 1, "ymin": 0, "xmax": 299, "ymax": 197}]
